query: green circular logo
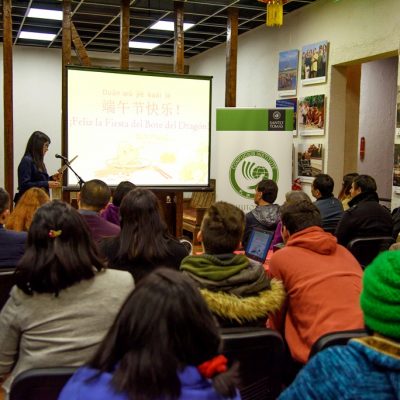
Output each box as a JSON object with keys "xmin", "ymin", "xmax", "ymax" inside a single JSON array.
[{"xmin": 229, "ymin": 150, "xmax": 279, "ymax": 199}]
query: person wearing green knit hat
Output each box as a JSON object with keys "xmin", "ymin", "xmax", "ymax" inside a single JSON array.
[
  {"xmin": 180, "ymin": 201, "xmax": 285, "ymax": 327},
  {"xmin": 277, "ymin": 250, "xmax": 400, "ymax": 399}
]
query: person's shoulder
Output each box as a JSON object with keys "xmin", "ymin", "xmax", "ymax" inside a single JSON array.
[{"xmin": 100, "ymin": 268, "xmax": 134, "ymax": 286}]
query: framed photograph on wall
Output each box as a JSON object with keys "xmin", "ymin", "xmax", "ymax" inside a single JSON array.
[
  {"xmin": 278, "ymin": 50, "xmax": 299, "ymax": 96},
  {"xmin": 297, "ymin": 142, "xmax": 323, "ymax": 182},
  {"xmin": 298, "ymin": 95, "xmax": 325, "ymax": 136},
  {"xmin": 276, "ymin": 98, "xmax": 297, "ymax": 136},
  {"xmin": 301, "ymin": 41, "xmax": 329, "ymax": 85}
]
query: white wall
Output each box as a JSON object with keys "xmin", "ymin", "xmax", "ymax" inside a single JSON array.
[
  {"xmin": 358, "ymin": 57, "xmax": 398, "ymax": 199},
  {"xmin": 188, "ymin": 0, "xmax": 400, "ymax": 198}
]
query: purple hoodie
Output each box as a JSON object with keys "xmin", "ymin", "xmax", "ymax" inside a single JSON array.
[{"xmin": 100, "ymin": 203, "xmax": 120, "ymax": 226}]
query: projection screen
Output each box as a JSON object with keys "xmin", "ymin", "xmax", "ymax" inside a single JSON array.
[{"xmin": 66, "ymin": 67, "xmax": 212, "ymax": 189}]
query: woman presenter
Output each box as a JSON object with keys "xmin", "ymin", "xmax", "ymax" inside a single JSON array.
[{"xmin": 14, "ymin": 131, "xmax": 61, "ymax": 203}]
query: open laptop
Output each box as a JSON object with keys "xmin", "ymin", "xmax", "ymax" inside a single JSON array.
[{"xmin": 245, "ymin": 229, "xmax": 275, "ymax": 264}]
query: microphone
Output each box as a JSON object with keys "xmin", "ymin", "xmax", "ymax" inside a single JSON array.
[{"xmin": 55, "ymin": 154, "xmax": 68, "ymax": 161}]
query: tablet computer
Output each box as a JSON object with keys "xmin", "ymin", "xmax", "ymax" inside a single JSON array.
[{"xmin": 245, "ymin": 229, "xmax": 274, "ymax": 264}]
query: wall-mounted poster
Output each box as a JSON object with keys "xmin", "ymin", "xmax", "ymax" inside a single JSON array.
[
  {"xmin": 278, "ymin": 50, "xmax": 299, "ymax": 96},
  {"xmin": 276, "ymin": 98, "xmax": 297, "ymax": 135},
  {"xmin": 301, "ymin": 41, "xmax": 329, "ymax": 85},
  {"xmin": 298, "ymin": 95, "xmax": 325, "ymax": 136},
  {"xmin": 297, "ymin": 143, "xmax": 323, "ymax": 182}
]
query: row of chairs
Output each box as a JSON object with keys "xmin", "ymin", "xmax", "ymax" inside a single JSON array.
[{"xmin": 7, "ymin": 327, "xmax": 368, "ymax": 400}]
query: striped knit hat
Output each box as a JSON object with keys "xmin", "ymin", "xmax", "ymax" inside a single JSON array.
[{"xmin": 360, "ymin": 251, "xmax": 400, "ymax": 339}]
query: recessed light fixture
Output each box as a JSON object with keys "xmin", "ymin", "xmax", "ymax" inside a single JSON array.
[
  {"xmin": 19, "ymin": 31, "xmax": 57, "ymax": 41},
  {"xmin": 129, "ymin": 41, "xmax": 160, "ymax": 50},
  {"xmin": 27, "ymin": 8, "xmax": 62, "ymax": 21},
  {"xmin": 150, "ymin": 21, "xmax": 194, "ymax": 31}
]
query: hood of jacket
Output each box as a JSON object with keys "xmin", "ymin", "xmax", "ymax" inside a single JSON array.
[
  {"xmin": 350, "ymin": 336, "xmax": 400, "ymax": 394},
  {"xmin": 251, "ymin": 204, "xmax": 280, "ymax": 226},
  {"xmin": 200, "ymin": 278, "xmax": 285, "ymax": 324},
  {"xmin": 286, "ymin": 226, "xmax": 337, "ymax": 255}
]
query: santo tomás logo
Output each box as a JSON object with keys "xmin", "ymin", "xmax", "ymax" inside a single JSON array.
[{"xmin": 229, "ymin": 150, "xmax": 279, "ymax": 199}]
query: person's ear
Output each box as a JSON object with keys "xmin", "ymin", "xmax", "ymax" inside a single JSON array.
[
  {"xmin": 0, "ymin": 209, "xmax": 10, "ymax": 224},
  {"xmin": 281, "ymin": 225, "xmax": 290, "ymax": 244}
]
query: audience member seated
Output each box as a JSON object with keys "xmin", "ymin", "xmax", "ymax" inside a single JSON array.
[
  {"xmin": 338, "ymin": 172, "xmax": 359, "ymax": 211},
  {"xmin": 6, "ymin": 187, "xmax": 49, "ymax": 232},
  {"xmin": 78, "ymin": 179, "xmax": 120, "ymax": 242},
  {"xmin": 278, "ymin": 250, "xmax": 400, "ymax": 399},
  {"xmin": 242, "ymin": 179, "xmax": 280, "ymax": 249},
  {"xmin": 99, "ymin": 188, "xmax": 188, "ymax": 283},
  {"xmin": 181, "ymin": 201, "xmax": 285, "ymax": 327},
  {"xmin": 335, "ymin": 174, "xmax": 393, "ymax": 247},
  {"xmin": 59, "ymin": 269, "xmax": 240, "ymax": 400},
  {"xmin": 0, "ymin": 188, "xmax": 27, "ymax": 268},
  {"xmin": 269, "ymin": 201, "xmax": 363, "ymax": 364},
  {"xmin": 100, "ymin": 180, "xmax": 136, "ymax": 226},
  {"xmin": 271, "ymin": 190, "xmax": 311, "ymax": 248},
  {"xmin": 311, "ymin": 174, "xmax": 343, "ymax": 233},
  {"xmin": 0, "ymin": 201, "xmax": 133, "ymax": 393}
]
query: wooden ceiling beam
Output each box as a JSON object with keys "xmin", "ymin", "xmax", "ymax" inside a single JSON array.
[{"xmin": 71, "ymin": 22, "xmax": 92, "ymax": 66}]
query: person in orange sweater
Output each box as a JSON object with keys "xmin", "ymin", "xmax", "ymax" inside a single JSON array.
[{"xmin": 269, "ymin": 200, "xmax": 364, "ymax": 365}]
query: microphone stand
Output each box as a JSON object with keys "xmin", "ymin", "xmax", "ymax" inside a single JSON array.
[{"xmin": 64, "ymin": 159, "xmax": 85, "ymax": 190}]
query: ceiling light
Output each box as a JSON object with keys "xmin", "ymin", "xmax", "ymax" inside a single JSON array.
[
  {"xmin": 19, "ymin": 31, "xmax": 57, "ymax": 41},
  {"xmin": 129, "ymin": 41, "xmax": 159, "ymax": 50},
  {"xmin": 28, "ymin": 8, "xmax": 62, "ymax": 20},
  {"xmin": 150, "ymin": 21, "xmax": 194, "ymax": 31}
]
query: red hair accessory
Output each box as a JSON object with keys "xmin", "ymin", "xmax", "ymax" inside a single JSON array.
[{"xmin": 198, "ymin": 355, "xmax": 228, "ymax": 379}]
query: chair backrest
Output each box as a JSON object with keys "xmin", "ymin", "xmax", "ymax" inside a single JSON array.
[
  {"xmin": 347, "ymin": 236, "xmax": 395, "ymax": 268},
  {"xmin": 0, "ymin": 268, "xmax": 16, "ymax": 311},
  {"xmin": 309, "ymin": 329, "xmax": 368, "ymax": 360},
  {"xmin": 189, "ymin": 179, "xmax": 216, "ymax": 209},
  {"xmin": 10, "ymin": 367, "xmax": 77, "ymax": 400},
  {"xmin": 221, "ymin": 327, "xmax": 285, "ymax": 400}
]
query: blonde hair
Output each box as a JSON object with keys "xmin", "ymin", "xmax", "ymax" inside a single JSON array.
[{"xmin": 6, "ymin": 187, "xmax": 50, "ymax": 231}]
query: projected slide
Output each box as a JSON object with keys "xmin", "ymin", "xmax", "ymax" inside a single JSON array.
[{"xmin": 67, "ymin": 68, "xmax": 211, "ymax": 187}]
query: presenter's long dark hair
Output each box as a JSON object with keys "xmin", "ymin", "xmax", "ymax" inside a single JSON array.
[
  {"xmin": 88, "ymin": 268, "xmax": 238, "ymax": 400},
  {"xmin": 24, "ymin": 130, "xmax": 51, "ymax": 172}
]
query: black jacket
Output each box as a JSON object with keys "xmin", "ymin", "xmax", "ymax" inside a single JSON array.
[{"xmin": 335, "ymin": 191, "xmax": 393, "ymax": 247}]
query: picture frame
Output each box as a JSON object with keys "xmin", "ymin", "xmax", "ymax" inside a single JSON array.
[
  {"xmin": 301, "ymin": 41, "xmax": 329, "ymax": 85},
  {"xmin": 298, "ymin": 95, "xmax": 325, "ymax": 136},
  {"xmin": 278, "ymin": 49, "xmax": 299, "ymax": 96}
]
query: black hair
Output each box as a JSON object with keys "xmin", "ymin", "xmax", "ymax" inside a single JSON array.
[
  {"xmin": 24, "ymin": 131, "xmax": 50, "ymax": 172},
  {"xmin": 312, "ymin": 174, "xmax": 334, "ymax": 197},
  {"xmin": 80, "ymin": 179, "xmax": 111, "ymax": 211},
  {"xmin": 112, "ymin": 181, "xmax": 136, "ymax": 207},
  {"xmin": 88, "ymin": 268, "xmax": 238, "ymax": 400},
  {"xmin": 338, "ymin": 172, "xmax": 359, "ymax": 200},
  {"xmin": 116, "ymin": 188, "xmax": 175, "ymax": 267},
  {"xmin": 353, "ymin": 174, "xmax": 377, "ymax": 193},
  {"xmin": 280, "ymin": 200, "xmax": 322, "ymax": 234},
  {"xmin": 257, "ymin": 179, "xmax": 278, "ymax": 203},
  {"xmin": 201, "ymin": 201, "xmax": 244, "ymax": 254},
  {"xmin": 15, "ymin": 200, "xmax": 105, "ymax": 295},
  {"xmin": 0, "ymin": 188, "xmax": 10, "ymax": 214}
]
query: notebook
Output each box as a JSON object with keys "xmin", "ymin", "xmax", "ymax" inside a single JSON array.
[{"xmin": 245, "ymin": 229, "xmax": 274, "ymax": 264}]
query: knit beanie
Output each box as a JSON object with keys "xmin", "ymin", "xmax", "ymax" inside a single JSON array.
[{"xmin": 360, "ymin": 251, "xmax": 400, "ymax": 339}]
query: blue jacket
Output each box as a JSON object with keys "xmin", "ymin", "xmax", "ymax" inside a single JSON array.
[
  {"xmin": 58, "ymin": 365, "xmax": 241, "ymax": 400},
  {"xmin": 279, "ymin": 336, "xmax": 400, "ymax": 399},
  {"xmin": 15, "ymin": 155, "xmax": 50, "ymax": 202},
  {"xmin": 0, "ymin": 225, "xmax": 27, "ymax": 268},
  {"xmin": 314, "ymin": 196, "xmax": 343, "ymax": 233}
]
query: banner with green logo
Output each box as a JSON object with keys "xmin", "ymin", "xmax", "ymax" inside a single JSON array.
[{"xmin": 215, "ymin": 108, "xmax": 293, "ymax": 212}]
